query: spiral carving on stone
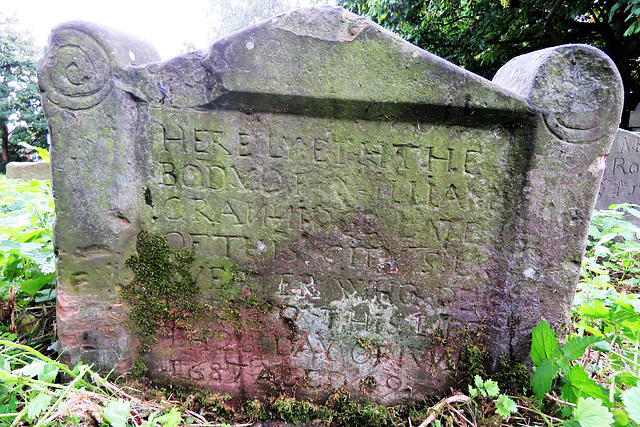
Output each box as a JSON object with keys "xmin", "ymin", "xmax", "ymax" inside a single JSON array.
[
  {"xmin": 539, "ymin": 62, "xmax": 616, "ymax": 143},
  {"xmin": 39, "ymin": 28, "xmax": 112, "ymax": 110}
]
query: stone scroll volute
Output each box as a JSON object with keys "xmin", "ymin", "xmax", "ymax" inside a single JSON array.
[{"xmin": 39, "ymin": 8, "xmax": 623, "ymax": 404}]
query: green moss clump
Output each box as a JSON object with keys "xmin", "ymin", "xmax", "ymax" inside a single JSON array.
[
  {"xmin": 460, "ymin": 343, "xmax": 488, "ymax": 381},
  {"xmin": 493, "ymin": 354, "xmax": 531, "ymax": 394},
  {"xmin": 130, "ymin": 357, "xmax": 148, "ymax": 379},
  {"xmin": 271, "ymin": 396, "xmax": 333, "ymax": 424},
  {"xmin": 120, "ymin": 232, "xmax": 200, "ymax": 352}
]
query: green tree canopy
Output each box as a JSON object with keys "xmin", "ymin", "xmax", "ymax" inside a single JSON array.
[
  {"xmin": 339, "ymin": 0, "xmax": 640, "ymax": 129},
  {"xmin": 0, "ymin": 16, "xmax": 47, "ymax": 165},
  {"xmin": 209, "ymin": 0, "xmax": 307, "ymax": 40}
]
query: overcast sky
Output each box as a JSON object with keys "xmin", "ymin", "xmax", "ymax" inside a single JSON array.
[{"xmin": 3, "ymin": 0, "xmax": 252, "ymax": 59}]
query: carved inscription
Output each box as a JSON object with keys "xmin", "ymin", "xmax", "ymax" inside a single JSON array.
[
  {"xmin": 141, "ymin": 107, "xmax": 511, "ymax": 397},
  {"xmin": 597, "ymin": 130, "xmax": 640, "ymax": 209}
]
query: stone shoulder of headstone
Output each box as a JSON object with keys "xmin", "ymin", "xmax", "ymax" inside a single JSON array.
[
  {"xmin": 493, "ymin": 44, "xmax": 623, "ymax": 144},
  {"xmin": 38, "ymin": 20, "xmax": 161, "ymax": 110},
  {"xmin": 39, "ymin": 6, "xmax": 624, "ymax": 404},
  {"xmin": 5, "ymin": 161, "xmax": 51, "ymax": 181}
]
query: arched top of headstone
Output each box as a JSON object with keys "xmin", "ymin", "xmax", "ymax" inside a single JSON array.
[
  {"xmin": 38, "ymin": 21, "xmax": 160, "ymax": 110},
  {"xmin": 39, "ymin": 6, "xmax": 530, "ymax": 124},
  {"xmin": 494, "ymin": 44, "xmax": 623, "ymax": 143}
]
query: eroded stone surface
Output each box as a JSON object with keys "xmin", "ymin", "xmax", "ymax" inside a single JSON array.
[{"xmin": 39, "ymin": 7, "xmax": 623, "ymax": 403}]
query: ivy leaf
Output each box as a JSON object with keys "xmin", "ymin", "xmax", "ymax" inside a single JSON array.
[
  {"xmin": 531, "ymin": 321, "xmax": 557, "ymax": 365},
  {"xmin": 621, "ymin": 386, "xmax": 640, "ymax": 425},
  {"xmin": 532, "ymin": 357, "xmax": 556, "ymax": 399},
  {"xmin": 563, "ymin": 336, "xmax": 604, "ymax": 361},
  {"xmin": 572, "ymin": 397, "xmax": 613, "ymax": 427},
  {"xmin": 26, "ymin": 392, "xmax": 52, "ymax": 420},
  {"xmin": 562, "ymin": 365, "xmax": 612, "ymax": 407},
  {"xmin": 102, "ymin": 399, "xmax": 130, "ymax": 427}
]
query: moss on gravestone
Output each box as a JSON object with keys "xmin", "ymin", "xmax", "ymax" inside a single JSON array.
[{"xmin": 120, "ymin": 232, "xmax": 201, "ymax": 352}]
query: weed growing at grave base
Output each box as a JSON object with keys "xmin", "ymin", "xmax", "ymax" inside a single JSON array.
[
  {"xmin": 0, "ymin": 175, "xmax": 56, "ymax": 354},
  {"xmin": 0, "ymin": 338, "xmax": 232, "ymax": 426},
  {"xmin": 525, "ymin": 203, "xmax": 640, "ymax": 427}
]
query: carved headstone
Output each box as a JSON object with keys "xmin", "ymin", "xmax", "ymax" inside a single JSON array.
[
  {"xmin": 597, "ymin": 129, "xmax": 640, "ymax": 210},
  {"xmin": 5, "ymin": 161, "xmax": 51, "ymax": 181},
  {"xmin": 39, "ymin": 7, "xmax": 623, "ymax": 403}
]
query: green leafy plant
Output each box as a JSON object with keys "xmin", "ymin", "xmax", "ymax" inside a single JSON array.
[
  {"xmin": 0, "ymin": 338, "xmax": 192, "ymax": 426},
  {"xmin": 0, "ymin": 175, "xmax": 55, "ymax": 350},
  {"xmin": 581, "ymin": 204, "xmax": 640, "ymax": 291},
  {"xmin": 530, "ymin": 321, "xmax": 607, "ymax": 410},
  {"xmin": 468, "ymin": 375, "xmax": 517, "ymax": 420}
]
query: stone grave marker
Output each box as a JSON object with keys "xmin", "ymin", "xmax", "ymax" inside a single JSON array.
[
  {"xmin": 5, "ymin": 161, "xmax": 51, "ymax": 181},
  {"xmin": 39, "ymin": 6, "xmax": 623, "ymax": 403},
  {"xmin": 597, "ymin": 129, "xmax": 640, "ymax": 210}
]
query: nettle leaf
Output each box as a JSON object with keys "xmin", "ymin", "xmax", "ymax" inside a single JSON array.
[
  {"xmin": 102, "ymin": 398, "xmax": 130, "ymax": 427},
  {"xmin": 0, "ymin": 370, "xmax": 18, "ymax": 384},
  {"xmin": 0, "ymin": 240, "xmax": 54, "ymax": 273},
  {"xmin": 562, "ymin": 365, "xmax": 612, "ymax": 407},
  {"xmin": 627, "ymin": 298, "xmax": 640, "ymax": 313},
  {"xmin": 580, "ymin": 300, "xmax": 610, "ymax": 319},
  {"xmin": 0, "ymin": 356, "xmax": 10, "ymax": 371},
  {"xmin": 611, "ymin": 303, "xmax": 637, "ymax": 324},
  {"xmin": 19, "ymin": 272, "xmax": 55, "ymax": 296},
  {"xmin": 532, "ymin": 358, "xmax": 556, "ymax": 398},
  {"xmin": 621, "ymin": 324, "xmax": 640, "ymax": 342},
  {"xmin": 572, "ymin": 397, "xmax": 613, "ymax": 427},
  {"xmin": 621, "ymin": 386, "xmax": 640, "ymax": 425},
  {"xmin": 26, "ymin": 392, "xmax": 52, "ymax": 420},
  {"xmin": 563, "ymin": 336, "xmax": 604, "ymax": 361},
  {"xmin": 616, "ymin": 372, "xmax": 638, "ymax": 388},
  {"xmin": 531, "ymin": 321, "xmax": 558, "ymax": 365}
]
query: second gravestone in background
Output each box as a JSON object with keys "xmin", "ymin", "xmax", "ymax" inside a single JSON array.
[
  {"xmin": 597, "ymin": 129, "xmax": 640, "ymax": 210},
  {"xmin": 39, "ymin": 6, "xmax": 623, "ymax": 403}
]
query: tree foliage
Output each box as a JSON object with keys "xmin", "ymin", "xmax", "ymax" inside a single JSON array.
[
  {"xmin": 338, "ymin": 0, "xmax": 640, "ymax": 129},
  {"xmin": 209, "ymin": 0, "xmax": 308, "ymax": 40},
  {"xmin": 0, "ymin": 15, "xmax": 47, "ymax": 165}
]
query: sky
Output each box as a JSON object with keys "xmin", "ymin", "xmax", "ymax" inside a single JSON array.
[{"xmin": 2, "ymin": 0, "xmax": 232, "ymax": 60}]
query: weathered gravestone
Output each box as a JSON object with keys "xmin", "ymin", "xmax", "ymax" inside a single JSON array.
[
  {"xmin": 39, "ymin": 6, "xmax": 623, "ymax": 403},
  {"xmin": 597, "ymin": 129, "xmax": 640, "ymax": 210},
  {"xmin": 5, "ymin": 161, "xmax": 51, "ymax": 181}
]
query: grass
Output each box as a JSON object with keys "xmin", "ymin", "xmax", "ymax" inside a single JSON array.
[{"xmin": 3, "ymin": 175, "xmax": 640, "ymax": 425}]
